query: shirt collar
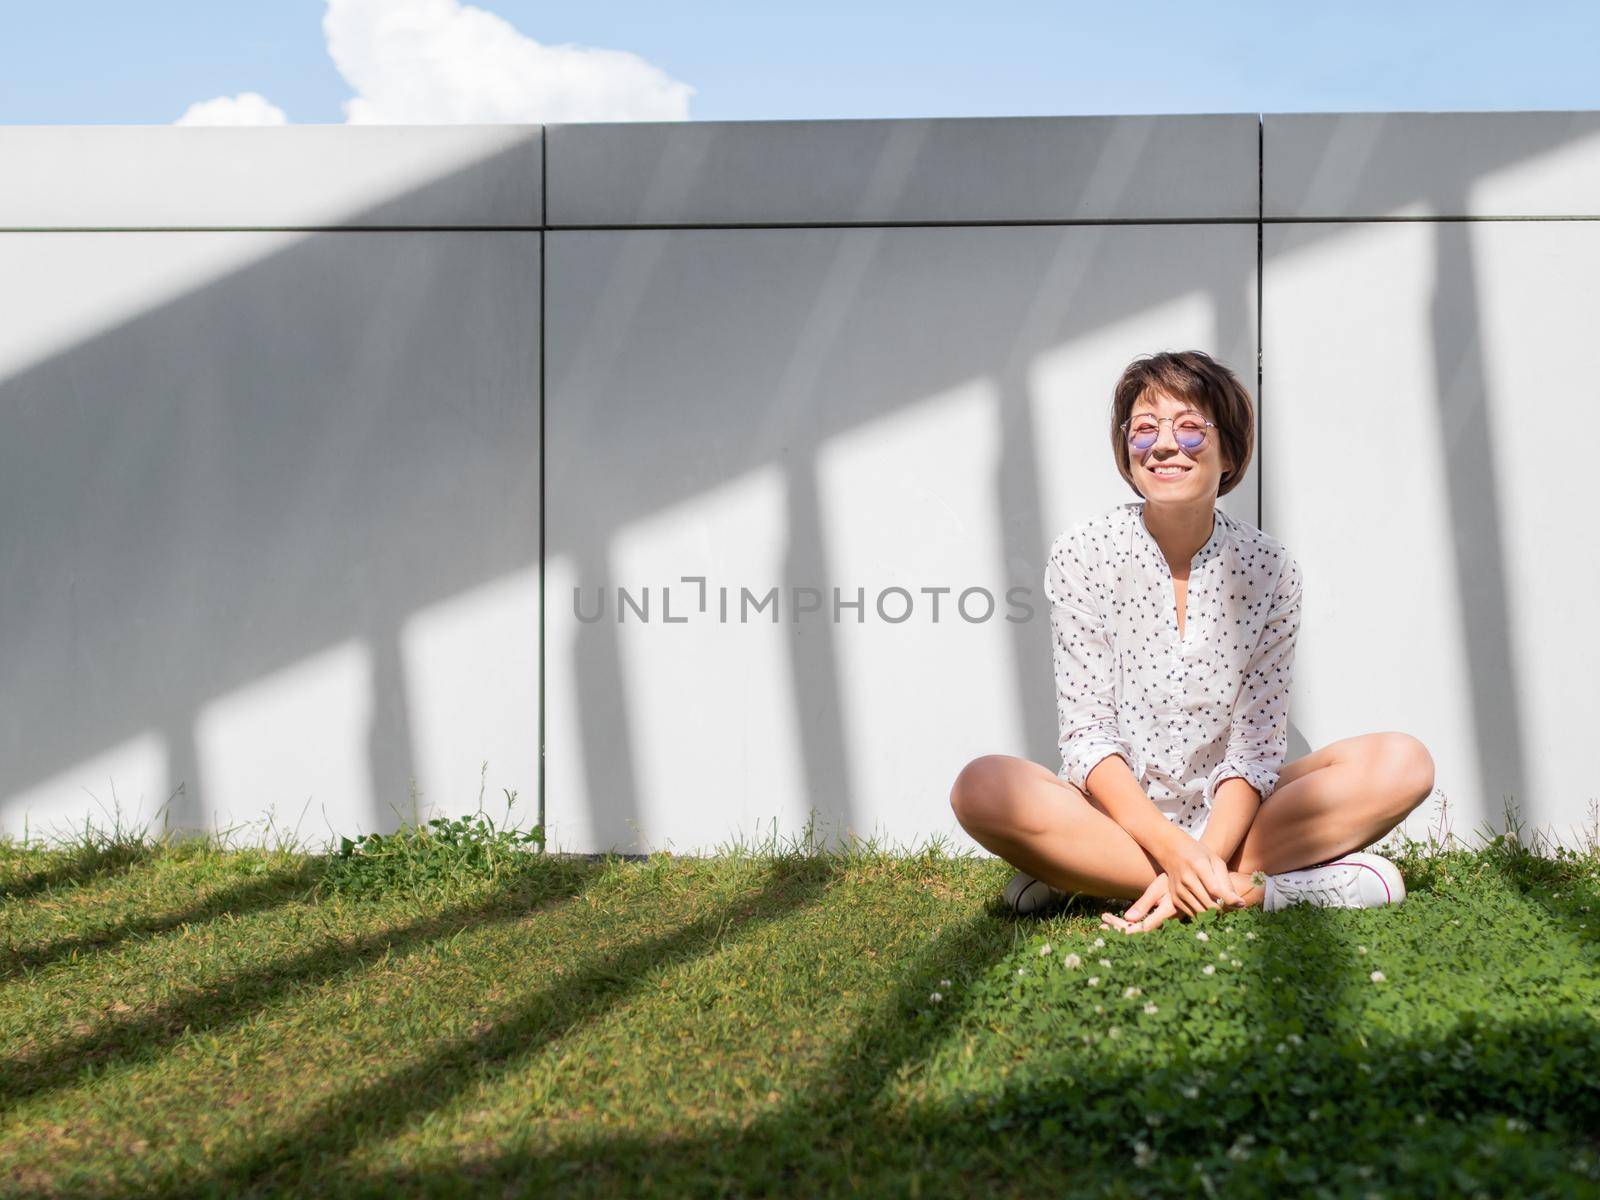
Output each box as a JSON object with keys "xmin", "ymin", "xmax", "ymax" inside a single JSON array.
[{"xmin": 1131, "ymin": 501, "xmax": 1228, "ymax": 567}]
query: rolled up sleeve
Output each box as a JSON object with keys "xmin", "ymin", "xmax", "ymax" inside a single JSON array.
[
  {"xmin": 1044, "ymin": 530, "xmax": 1144, "ymax": 792},
  {"xmin": 1204, "ymin": 555, "xmax": 1303, "ymax": 807}
]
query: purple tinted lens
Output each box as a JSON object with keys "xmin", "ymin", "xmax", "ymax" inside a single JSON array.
[{"xmin": 1129, "ymin": 422, "xmax": 1206, "ymax": 451}]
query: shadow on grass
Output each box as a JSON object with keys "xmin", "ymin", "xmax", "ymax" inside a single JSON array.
[
  {"xmin": 11, "ymin": 854, "xmax": 1600, "ymax": 1197},
  {"xmin": 193, "ymin": 879, "xmax": 1597, "ymax": 1198},
  {"xmin": 341, "ymin": 895, "xmax": 1597, "ymax": 1198},
  {"xmin": 1, "ymin": 862, "xmax": 323, "ymax": 984},
  {"xmin": 0, "ymin": 840, "xmax": 160, "ymax": 903},
  {"xmin": 1470, "ymin": 836, "xmax": 1600, "ymax": 964},
  {"xmin": 31, "ymin": 855, "xmax": 870, "ymax": 1197},
  {"xmin": 0, "ymin": 855, "xmax": 608, "ymax": 1114}
]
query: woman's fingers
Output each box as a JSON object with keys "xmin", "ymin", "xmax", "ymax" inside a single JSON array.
[
  {"xmin": 1111, "ymin": 867, "xmax": 1244, "ymax": 935},
  {"xmin": 1124, "ymin": 877, "xmax": 1164, "ymax": 922},
  {"xmin": 1171, "ymin": 883, "xmax": 1196, "ymax": 921},
  {"xmin": 1127, "ymin": 894, "xmax": 1177, "ymax": 933},
  {"xmin": 1103, "ymin": 874, "xmax": 1171, "ymax": 931},
  {"xmin": 1206, "ymin": 861, "xmax": 1245, "ymax": 907}
]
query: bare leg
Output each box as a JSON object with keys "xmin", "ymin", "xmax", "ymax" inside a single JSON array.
[
  {"xmin": 949, "ymin": 754, "xmax": 1169, "ymax": 902},
  {"xmin": 950, "ymin": 732, "xmax": 1434, "ymax": 910},
  {"xmin": 1224, "ymin": 731, "xmax": 1435, "ymax": 878}
]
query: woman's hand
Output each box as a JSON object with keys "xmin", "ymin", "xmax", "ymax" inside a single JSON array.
[
  {"xmin": 1101, "ymin": 873, "xmax": 1178, "ymax": 934},
  {"xmin": 1154, "ymin": 831, "xmax": 1246, "ymax": 919}
]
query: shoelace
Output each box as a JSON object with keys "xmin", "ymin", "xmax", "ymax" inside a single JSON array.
[{"xmin": 1276, "ymin": 864, "xmax": 1361, "ymax": 907}]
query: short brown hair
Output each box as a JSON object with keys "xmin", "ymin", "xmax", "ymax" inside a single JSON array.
[{"xmin": 1110, "ymin": 350, "xmax": 1255, "ymax": 499}]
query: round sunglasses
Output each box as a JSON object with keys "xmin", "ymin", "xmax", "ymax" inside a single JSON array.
[{"xmin": 1121, "ymin": 410, "xmax": 1215, "ymax": 454}]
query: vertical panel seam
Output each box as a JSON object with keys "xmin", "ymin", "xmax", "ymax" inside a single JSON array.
[
  {"xmin": 538, "ymin": 126, "xmax": 547, "ymax": 850},
  {"xmin": 1257, "ymin": 113, "xmax": 1265, "ymax": 533}
]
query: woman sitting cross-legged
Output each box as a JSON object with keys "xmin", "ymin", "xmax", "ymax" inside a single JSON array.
[{"xmin": 950, "ymin": 349, "xmax": 1435, "ymax": 932}]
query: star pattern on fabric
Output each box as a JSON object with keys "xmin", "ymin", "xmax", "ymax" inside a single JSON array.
[{"xmin": 1042, "ymin": 500, "xmax": 1303, "ymax": 838}]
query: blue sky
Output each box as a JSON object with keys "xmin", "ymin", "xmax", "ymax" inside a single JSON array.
[{"xmin": 4, "ymin": 0, "xmax": 1598, "ymax": 126}]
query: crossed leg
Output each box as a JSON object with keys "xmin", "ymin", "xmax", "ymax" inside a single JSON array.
[{"xmin": 949, "ymin": 732, "xmax": 1435, "ymax": 908}]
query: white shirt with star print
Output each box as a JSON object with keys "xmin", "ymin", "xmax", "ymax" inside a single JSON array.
[{"xmin": 1042, "ymin": 500, "xmax": 1303, "ymax": 837}]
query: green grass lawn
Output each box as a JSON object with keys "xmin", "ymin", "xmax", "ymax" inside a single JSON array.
[{"xmin": 4, "ymin": 812, "xmax": 1600, "ymax": 1199}]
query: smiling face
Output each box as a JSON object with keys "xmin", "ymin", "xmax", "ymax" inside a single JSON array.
[{"xmin": 1127, "ymin": 389, "xmax": 1234, "ymax": 503}]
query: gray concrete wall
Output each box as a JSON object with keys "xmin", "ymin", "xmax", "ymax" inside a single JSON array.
[
  {"xmin": 1262, "ymin": 112, "xmax": 1600, "ymax": 855},
  {"xmin": 2, "ymin": 113, "xmax": 1594, "ymax": 856},
  {"xmin": 0, "ymin": 127, "xmax": 544, "ymax": 850}
]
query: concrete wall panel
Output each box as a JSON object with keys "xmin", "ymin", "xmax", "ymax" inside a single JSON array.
[
  {"xmin": 547, "ymin": 115, "xmax": 1260, "ymax": 226},
  {"xmin": 8, "ymin": 112, "xmax": 1600, "ymax": 857},
  {"xmin": 0, "ymin": 125, "xmax": 543, "ymax": 229},
  {"xmin": 1265, "ymin": 112, "xmax": 1600, "ymax": 219},
  {"xmin": 545, "ymin": 222, "xmax": 1258, "ymax": 855},
  {"xmin": 0, "ymin": 230, "xmax": 542, "ymax": 849},
  {"xmin": 1264, "ymin": 217, "xmax": 1600, "ymax": 850}
]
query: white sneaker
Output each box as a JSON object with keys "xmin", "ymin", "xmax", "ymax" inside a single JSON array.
[
  {"xmin": 1263, "ymin": 852, "xmax": 1406, "ymax": 912},
  {"xmin": 1002, "ymin": 869, "xmax": 1068, "ymax": 916}
]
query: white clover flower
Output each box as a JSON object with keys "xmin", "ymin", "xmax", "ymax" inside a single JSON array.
[
  {"xmin": 940, "ymin": 978, "xmax": 951, "ymax": 987},
  {"xmin": 1017, "ymin": 967, "xmax": 1027, "ymax": 976},
  {"xmin": 1230, "ymin": 957, "xmax": 1241, "ymax": 965},
  {"xmin": 1133, "ymin": 1139, "xmax": 1155, "ymax": 1167},
  {"xmin": 1250, "ymin": 870, "xmax": 1268, "ymax": 889},
  {"xmin": 1108, "ymin": 1026, "xmax": 1120, "ymax": 1038},
  {"xmin": 1202, "ymin": 964, "xmax": 1216, "ymax": 976},
  {"xmin": 1287, "ymin": 1033, "xmax": 1303, "ymax": 1045},
  {"xmin": 1094, "ymin": 1003, "xmax": 1104, "ymax": 1013},
  {"xmin": 1064, "ymin": 953, "xmax": 1082, "ymax": 969},
  {"xmin": 1195, "ymin": 929, "xmax": 1209, "ymax": 942},
  {"xmin": 1145, "ymin": 1112, "xmax": 1164, "ymax": 1126},
  {"xmin": 1414, "ymin": 1113, "xmax": 1426, "ymax": 1125},
  {"xmin": 1245, "ymin": 930, "xmax": 1256, "ymax": 940},
  {"xmin": 1040, "ymin": 943, "xmax": 1052, "ymax": 955},
  {"xmin": 1218, "ymin": 951, "xmax": 1228, "ymax": 960},
  {"xmin": 1182, "ymin": 1084, "xmax": 1200, "ymax": 1099},
  {"xmin": 1100, "ymin": 958, "xmax": 1112, "ymax": 968},
  {"xmin": 1357, "ymin": 945, "xmax": 1368, "ymax": 955},
  {"xmin": 1357, "ymin": 1062, "xmax": 1373, "ymax": 1073},
  {"xmin": 1123, "ymin": 985, "xmax": 1142, "ymax": 998},
  {"xmin": 1094, "ymin": 937, "xmax": 1106, "ymax": 947},
  {"xmin": 929, "ymin": 991, "xmax": 943, "ymax": 1003},
  {"xmin": 1144, "ymin": 1002, "xmax": 1159, "ymax": 1014},
  {"xmin": 1370, "ymin": 970, "xmax": 1386, "ymax": 983},
  {"xmin": 1088, "ymin": 976, "xmax": 1101, "ymax": 986},
  {"xmin": 1276, "ymin": 1041, "xmax": 1288, "ymax": 1054}
]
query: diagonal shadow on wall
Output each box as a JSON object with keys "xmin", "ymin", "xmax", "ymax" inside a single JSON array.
[
  {"xmin": 0, "ymin": 138, "xmax": 544, "ymax": 848},
  {"xmin": 2, "ymin": 114, "xmax": 1590, "ymax": 860}
]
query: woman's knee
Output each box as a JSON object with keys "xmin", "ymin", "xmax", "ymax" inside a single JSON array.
[
  {"xmin": 950, "ymin": 754, "xmax": 1017, "ymax": 832},
  {"xmin": 1370, "ymin": 731, "xmax": 1435, "ymax": 817}
]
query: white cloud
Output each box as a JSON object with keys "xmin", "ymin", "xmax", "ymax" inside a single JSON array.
[
  {"xmin": 174, "ymin": 92, "xmax": 290, "ymax": 126},
  {"xmin": 324, "ymin": 0, "xmax": 694, "ymax": 123},
  {"xmin": 175, "ymin": 0, "xmax": 695, "ymax": 126}
]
